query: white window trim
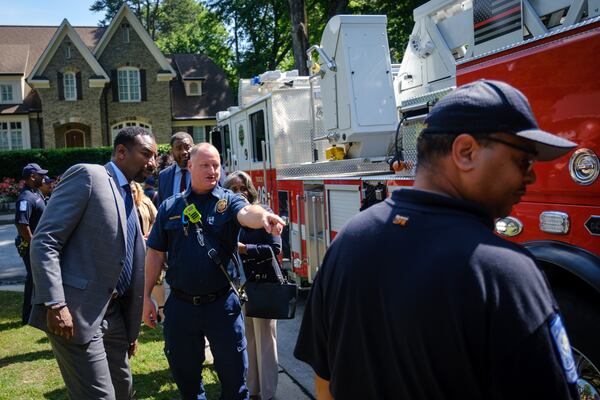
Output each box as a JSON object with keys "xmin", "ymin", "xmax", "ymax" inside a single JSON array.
[
  {"xmin": 118, "ymin": 67, "xmax": 141, "ymax": 102},
  {"xmin": 185, "ymin": 80, "xmax": 202, "ymax": 96},
  {"xmin": 0, "ymin": 118, "xmax": 30, "ymax": 150},
  {"xmin": 65, "ymin": 44, "xmax": 72, "ymax": 59},
  {"xmin": 110, "ymin": 121, "xmax": 152, "ymax": 143},
  {"xmin": 0, "ymin": 84, "xmax": 14, "ymax": 104},
  {"xmin": 63, "ymin": 72, "xmax": 77, "ymax": 101}
]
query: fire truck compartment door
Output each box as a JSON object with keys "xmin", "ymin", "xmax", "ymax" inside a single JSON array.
[{"xmin": 327, "ymin": 185, "xmax": 361, "ymax": 234}]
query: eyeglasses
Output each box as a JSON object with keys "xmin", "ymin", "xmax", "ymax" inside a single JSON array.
[{"xmin": 484, "ymin": 136, "xmax": 537, "ymax": 175}]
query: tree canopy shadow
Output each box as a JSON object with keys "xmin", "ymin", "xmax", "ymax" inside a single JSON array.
[
  {"xmin": 0, "ymin": 319, "xmax": 23, "ymax": 331},
  {"xmin": 133, "ymin": 365, "xmax": 221, "ymax": 399},
  {"xmin": 0, "ymin": 349, "xmax": 54, "ymax": 368}
]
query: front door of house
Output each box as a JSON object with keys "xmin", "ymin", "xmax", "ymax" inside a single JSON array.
[{"xmin": 65, "ymin": 130, "xmax": 84, "ymax": 147}]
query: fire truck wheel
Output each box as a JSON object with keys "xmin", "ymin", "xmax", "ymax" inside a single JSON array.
[{"xmin": 553, "ymin": 285, "xmax": 600, "ymax": 396}]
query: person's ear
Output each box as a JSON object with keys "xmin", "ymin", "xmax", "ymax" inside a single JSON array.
[
  {"xmin": 451, "ymin": 134, "xmax": 479, "ymax": 172},
  {"xmin": 115, "ymin": 144, "xmax": 128, "ymax": 160}
]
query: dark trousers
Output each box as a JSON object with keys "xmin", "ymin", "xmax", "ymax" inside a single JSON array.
[
  {"xmin": 163, "ymin": 290, "xmax": 249, "ymax": 400},
  {"xmin": 21, "ymin": 250, "xmax": 32, "ymax": 325}
]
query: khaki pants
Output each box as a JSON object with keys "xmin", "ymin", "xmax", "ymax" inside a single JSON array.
[{"xmin": 244, "ymin": 314, "xmax": 278, "ymax": 399}]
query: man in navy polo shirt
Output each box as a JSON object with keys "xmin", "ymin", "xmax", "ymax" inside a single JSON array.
[
  {"xmin": 14, "ymin": 162, "xmax": 47, "ymax": 325},
  {"xmin": 144, "ymin": 143, "xmax": 284, "ymax": 400},
  {"xmin": 294, "ymin": 80, "xmax": 580, "ymax": 399}
]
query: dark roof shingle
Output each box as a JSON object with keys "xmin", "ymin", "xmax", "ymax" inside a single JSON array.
[{"xmin": 169, "ymin": 54, "xmax": 233, "ymax": 120}]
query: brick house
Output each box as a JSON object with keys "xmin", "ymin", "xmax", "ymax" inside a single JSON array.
[{"xmin": 0, "ymin": 5, "xmax": 233, "ymax": 150}]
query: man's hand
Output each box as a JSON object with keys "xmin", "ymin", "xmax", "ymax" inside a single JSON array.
[
  {"xmin": 238, "ymin": 242, "xmax": 247, "ymax": 255},
  {"xmin": 142, "ymin": 296, "xmax": 158, "ymax": 328},
  {"xmin": 128, "ymin": 340, "xmax": 138, "ymax": 359},
  {"xmin": 262, "ymin": 212, "xmax": 285, "ymax": 235},
  {"xmin": 46, "ymin": 306, "xmax": 74, "ymax": 340}
]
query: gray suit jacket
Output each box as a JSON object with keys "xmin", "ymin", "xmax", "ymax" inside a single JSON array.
[{"xmin": 29, "ymin": 163, "xmax": 145, "ymax": 345}]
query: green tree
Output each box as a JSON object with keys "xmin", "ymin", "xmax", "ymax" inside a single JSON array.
[
  {"xmin": 205, "ymin": 0, "xmax": 293, "ymax": 78},
  {"xmin": 90, "ymin": 0, "xmax": 161, "ymax": 39},
  {"xmin": 347, "ymin": 0, "xmax": 427, "ymax": 62},
  {"xmin": 156, "ymin": 0, "xmax": 234, "ymax": 75}
]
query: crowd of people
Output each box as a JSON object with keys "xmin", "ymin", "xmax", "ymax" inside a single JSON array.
[{"xmin": 12, "ymin": 80, "xmax": 582, "ymax": 400}]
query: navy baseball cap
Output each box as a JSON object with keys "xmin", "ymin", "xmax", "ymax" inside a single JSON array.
[
  {"xmin": 22, "ymin": 163, "xmax": 48, "ymax": 177},
  {"xmin": 422, "ymin": 80, "xmax": 577, "ymax": 161}
]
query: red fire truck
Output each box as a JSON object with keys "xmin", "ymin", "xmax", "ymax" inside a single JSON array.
[{"xmin": 212, "ymin": 0, "xmax": 600, "ymax": 393}]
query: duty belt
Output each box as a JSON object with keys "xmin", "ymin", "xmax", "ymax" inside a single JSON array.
[{"xmin": 171, "ymin": 286, "xmax": 231, "ymax": 305}]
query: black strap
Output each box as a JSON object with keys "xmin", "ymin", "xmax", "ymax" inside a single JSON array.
[{"xmin": 181, "ymin": 192, "xmax": 247, "ymax": 302}]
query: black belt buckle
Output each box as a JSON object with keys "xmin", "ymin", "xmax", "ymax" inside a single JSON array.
[{"xmin": 192, "ymin": 293, "xmax": 217, "ymax": 305}]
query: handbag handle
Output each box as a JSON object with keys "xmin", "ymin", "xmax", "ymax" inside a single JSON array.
[{"xmin": 267, "ymin": 246, "xmax": 285, "ymax": 284}]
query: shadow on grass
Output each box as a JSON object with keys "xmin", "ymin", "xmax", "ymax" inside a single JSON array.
[
  {"xmin": 43, "ymin": 388, "xmax": 68, "ymax": 400},
  {"xmin": 0, "ymin": 349, "xmax": 54, "ymax": 368},
  {"xmin": 133, "ymin": 365, "xmax": 221, "ymax": 399},
  {"xmin": 136, "ymin": 324, "xmax": 166, "ymax": 344},
  {"xmin": 37, "ymin": 336, "xmax": 49, "ymax": 344},
  {"xmin": 0, "ymin": 319, "xmax": 23, "ymax": 331}
]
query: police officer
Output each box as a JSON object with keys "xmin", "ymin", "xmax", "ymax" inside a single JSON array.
[
  {"xmin": 15, "ymin": 162, "xmax": 47, "ymax": 325},
  {"xmin": 144, "ymin": 143, "xmax": 284, "ymax": 400},
  {"xmin": 294, "ymin": 80, "xmax": 580, "ymax": 399}
]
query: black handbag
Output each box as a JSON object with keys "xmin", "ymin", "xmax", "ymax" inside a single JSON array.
[{"xmin": 243, "ymin": 247, "xmax": 298, "ymax": 319}]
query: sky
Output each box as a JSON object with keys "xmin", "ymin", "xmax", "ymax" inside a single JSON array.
[{"xmin": 0, "ymin": 0, "xmax": 101, "ymax": 26}]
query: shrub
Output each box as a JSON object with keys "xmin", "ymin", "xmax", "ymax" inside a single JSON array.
[{"xmin": 0, "ymin": 145, "xmax": 172, "ymax": 180}]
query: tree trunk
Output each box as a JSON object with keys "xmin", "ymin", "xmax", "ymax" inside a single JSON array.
[
  {"xmin": 288, "ymin": 0, "xmax": 309, "ymax": 75},
  {"xmin": 327, "ymin": 0, "xmax": 348, "ymax": 19}
]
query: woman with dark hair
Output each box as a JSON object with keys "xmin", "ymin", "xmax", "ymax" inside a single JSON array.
[{"xmin": 224, "ymin": 171, "xmax": 281, "ymax": 400}]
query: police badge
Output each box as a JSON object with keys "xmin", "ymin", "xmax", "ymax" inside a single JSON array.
[{"xmin": 216, "ymin": 198, "xmax": 228, "ymax": 213}]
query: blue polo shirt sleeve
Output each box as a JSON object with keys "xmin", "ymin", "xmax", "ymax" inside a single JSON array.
[{"xmin": 147, "ymin": 202, "xmax": 169, "ymax": 252}]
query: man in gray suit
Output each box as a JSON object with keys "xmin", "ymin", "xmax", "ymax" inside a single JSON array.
[{"xmin": 29, "ymin": 126, "xmax": 158, "ymax": 399}]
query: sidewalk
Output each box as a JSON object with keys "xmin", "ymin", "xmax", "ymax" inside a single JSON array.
[{"xmin": 0, "ymin": 212, "xmax": 13, "ymax": 225}]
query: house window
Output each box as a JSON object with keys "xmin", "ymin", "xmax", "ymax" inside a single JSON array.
[
  {"xmin": 118, "ymin": 67, "xmax": 140, "ymax": 102},
  {"xmin": 249, "ymin": 110, "xmax": 266, "ymax": 162},
  {"xmin": 63, "ymin": 72, "xmax": 77, "ymax": 101},
  {"xmin": 192, "ymin": 126, "xmax": 204, "ymax": 143},
  {"xmin": 65, "ymin": 43, "xmax": 72, "ymax": 59},
  {"xmin": 122, "ymin": 23, "xmax": 130, "ymax": 43},
  {"xmin": 0, "ymin": 84, "xmax": 13, "ymax": 103},
  {"xmin": 111, "ymin": 121, "xmax": 151, "ymax": 142},
  {"xmin": 185, "ymin": 81, "xmax": 202, "ymax": 96},
  {"xmin": 0, "ymin": 121, "xmax": 24, "ymax": 150}
]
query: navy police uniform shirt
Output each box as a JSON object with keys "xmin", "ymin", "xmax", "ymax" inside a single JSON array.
[
  {"xmin": 294, "ymin": 188, "xmax": 579, "ymax": 400},
  {"xmin": 147, "ymin": 185, "xmax": 248, "ymax": 295},
  {"xmin": 14, "ymin": 187, "xmax": 45, "ymax": 234}
]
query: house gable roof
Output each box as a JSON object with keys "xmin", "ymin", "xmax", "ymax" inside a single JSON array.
[
  {"xmin": 93, "ymin": 5, "xmax": 176, "ymax": 77},
  {"xmin": 26, "ymin": 19, "xmax": 109, "ymax": 83},
  {"xmin": 169, "ymin": 53, "xmax": 233, "ymax": 120},
  {"xmin": 0, "ymin": 26, "xmax": 104, "ymax": 76}
]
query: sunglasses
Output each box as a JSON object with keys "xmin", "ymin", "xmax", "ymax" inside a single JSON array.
[{"xmin": 484, "ymin": 136, "xmax": 537, "ymax": 175}]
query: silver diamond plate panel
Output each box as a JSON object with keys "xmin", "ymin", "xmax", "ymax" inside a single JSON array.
[
  {"xmin": 400, "ymin": 87, "xmax": 454, "ymax": 109},
  {"xmin": 272, "ymin": 88, "xmax": 328, "ymax": 166},
  {"xmin": 278, "ymin": 157, "xmax": 390, "ymax": 178}
]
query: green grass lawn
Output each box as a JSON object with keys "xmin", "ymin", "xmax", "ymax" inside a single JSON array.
[{"xmin": 0, "ymin": 291, "xmax": 220, "ymax": 399}]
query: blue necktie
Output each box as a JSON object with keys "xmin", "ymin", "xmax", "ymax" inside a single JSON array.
[{"xmin": 116, "ymin": 184, "xmax": 136, "ymax": 296}]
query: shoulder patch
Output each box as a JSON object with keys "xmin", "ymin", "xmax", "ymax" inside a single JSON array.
[
  {"xmin": 19, "ymin": 200, "xmax": 28, "ymax": 212},
  {"xmin": 216, "ymin": 198, "xmax": 228, "ymax": 213},
  {"xmin": 549, "ymin": 314, "xmax": 578, "ymax": 384}
]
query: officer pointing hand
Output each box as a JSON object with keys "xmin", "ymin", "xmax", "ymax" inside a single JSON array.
[{"xmin": 144, "ymin": 143, "xmax": 284, "ymax": 400}]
